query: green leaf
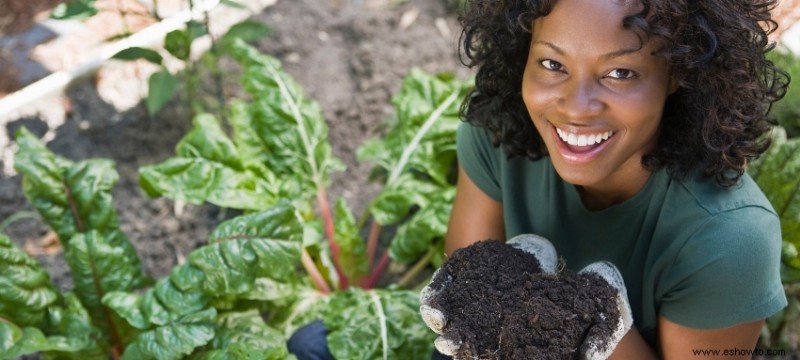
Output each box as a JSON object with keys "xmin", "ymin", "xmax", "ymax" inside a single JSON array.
[
  {"xmin": 0, "ymin": 321, "xmax": 86, "ymax": 358},
  {"xmin": 147, "ymin": 69, "xmax": 177, "ymax": 115},
  {"xmin": 50, "ymin": 0, "xmax": 97, "ymax": 20},
  {"xmin": 186, "ymin": 20, "xmax": 209, "ymax": 41},
  {"xmin": 0, "ymin": 293, "xmax": 104, "ymax": 359},
  {"xmin": 0, "ymin": 234, "xmax": 59, "ymax": 328},
  {"xmin": 321, "ymin": 289, "xmax": 435, "ymax": 359},
  {"xmin": 189, "ymin": 226, "xmax": 300, "ymax": 295},
  {"xmin": 64, "ymin": 230, "xmax": 149, "ymax": 340},
  {"xmin": 112, "ymin": 47, "xmax": 164, "ymax": 65},
  {"xmin": 218, "ymin": 21, "xmax": 272, "ymax": 52},
  {"xmin": 43, "ymin": 292, "xmax": 107, "ymax": 359},
  {"xmin": 14, "ymin": 127, "xmax": 122, "ymax": 243},
  {"xmin": 139, "ymin": 114, "xmax": 280, "ymax": 210},
  {"xmin": 165, "ymin": 29, "xmax": 192, "ymax": 60},
  {"xmin": 333, "ymin": 199, "xmax": 369, "ymax": 282},
  {"xmin": 106, "ymin": 203, "xmax": 304, "ymax": 331},
  {"xmin": 369, "ymin": 176, "xmax": 439, "ymax": 226},
  {"xmin": 357, "ymin": 68, "xmax": 471, "ymax": 228},
  {"xmin": 208, "ymin": 200, "xmax": 302, "ymax": 246},
  {"xmin": 188, "ymin": 310, "xmax": 289, "ymax": 360},
  {"xmin": 390, "ymin": 189, "xmax": 455, "ymax": 263},
  {"xmin": 748, "ymin": 127, "xmax": 800, "ymax": 268},
  {"xmin": 768, "ymin": 51, "xmax": 800, "ymax": 137},
  {"xmin": 230, "ymin": 40, "xmax": 345, "ymax": 202},
  {"xmin": 120, "ymin": 308, "xmax": 216, "ymax": 360},
  {"xmin": 219, "ymin": 0, "xmax": 246, "ymax": 8}
]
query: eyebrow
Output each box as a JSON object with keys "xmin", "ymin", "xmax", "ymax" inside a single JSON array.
[{"xmin": 533, "ymin": 41, "xmax": 642, "ymax": 60}]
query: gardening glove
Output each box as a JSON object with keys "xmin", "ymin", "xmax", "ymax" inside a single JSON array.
[
  {"xmin": 577, "ymin": 261, "xmax": 633, "ymax": 360},
  {"xmin": 286, "ymin": 320, "xmax": 335, "ymax": 360},
  {"xmin": 419, "ymin": 234, "xmax": 558, "ymax": 356}
]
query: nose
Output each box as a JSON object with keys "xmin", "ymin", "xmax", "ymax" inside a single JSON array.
[{"xmin": 557, "ymin": 75, "xmax": 603, "ymax": 121}]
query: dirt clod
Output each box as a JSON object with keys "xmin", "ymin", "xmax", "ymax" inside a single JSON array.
[{"xmin": 433, "ymin": 240, "xmax": 619, "ymax": 360}]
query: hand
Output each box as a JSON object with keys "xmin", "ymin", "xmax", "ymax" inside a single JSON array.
[
  {"xmin": 578, "ymin": 262, "xmax": 633, "ymax": 360},
  {"xmin": 419, "ymin": 234, "xmax": 633, "ymax": 359},
  {"xmin": 418, "ymin": 234, "xmax": 558, "ymax": 356}
]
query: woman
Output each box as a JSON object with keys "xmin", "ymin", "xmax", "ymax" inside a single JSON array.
[{"xmin": 424, "ymin": 0, "xmax": 790, "ymax": 358}]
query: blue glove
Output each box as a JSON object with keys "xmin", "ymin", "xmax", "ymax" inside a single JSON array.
[{"xmin": 286, "ymin": 320, "xmax": 335, "ymax": 360}]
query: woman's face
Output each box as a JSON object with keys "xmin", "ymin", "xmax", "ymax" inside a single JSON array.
[{"xmin": 522, "ymin": 0, "xmax": 675, "ymax": 195}]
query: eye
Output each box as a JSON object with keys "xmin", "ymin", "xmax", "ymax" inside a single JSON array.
[
  {"xmin": 540, "ymin": 59, "xmax": 564, "ymax": 72},
  {"xmin": 606, "ymin": 68, "xmax": 636, "ymax": 80}
]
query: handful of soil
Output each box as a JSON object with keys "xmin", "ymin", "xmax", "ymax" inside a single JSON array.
[{"xmin": 431, "ymin": 240, "xmax": 619, "ymax": 360}]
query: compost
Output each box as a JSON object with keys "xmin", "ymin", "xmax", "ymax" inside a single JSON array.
[{"xmin": 432, "ymin": 240, "xmax": 620, "ymax": 360}]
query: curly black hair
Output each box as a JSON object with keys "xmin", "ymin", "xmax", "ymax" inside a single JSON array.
[{"xmin": 458, "ymin": 0, "xmax": 790, "ymax": 187}]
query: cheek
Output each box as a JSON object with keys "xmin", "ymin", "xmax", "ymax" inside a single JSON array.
[
  {"xmin": 521, "ymin": 79, "xmax": 554, "ymax": 120},
  {"xmin": 617, "ymin": 86, "xmax": 668, "ymax": 131}
]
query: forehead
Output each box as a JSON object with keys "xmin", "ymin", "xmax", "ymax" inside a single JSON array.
[{"xmin": 532, "ymin": 0, "xmax": 651, "ymax": 55}]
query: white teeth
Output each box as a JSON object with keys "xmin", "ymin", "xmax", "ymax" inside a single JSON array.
[{"xmin": 556, "ymin": 128, "xmax": 613, "ymax": 147}]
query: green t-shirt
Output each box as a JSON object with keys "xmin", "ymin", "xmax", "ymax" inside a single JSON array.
[{"xmin": 456, "ymin": 122, "xmax": 787, "ymax": 346}]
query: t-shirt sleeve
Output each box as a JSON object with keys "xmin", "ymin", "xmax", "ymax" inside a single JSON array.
[
  {"xmin": 456, "ymin": 122, "xmax": 503, "ymax": 202},
  {"xmin": 659, "ymin": 206, "xmax": 787, "ymax": 329}
]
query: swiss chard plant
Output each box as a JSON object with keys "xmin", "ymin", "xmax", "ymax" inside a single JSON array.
[
  {"xmin": 749, "ymin": 126, "xmax": 800, "ymax": 352},
  {"xmin": 1, "ymin": 40, "xmax": 472, "ymax": 359},
  {"xmin": 748, "ymin": 51, "xmax": 800, "ymax": 352}
]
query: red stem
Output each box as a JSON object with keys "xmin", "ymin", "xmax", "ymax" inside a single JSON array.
[
  {"xmin": 365, "ymin": 221, "xmax": 382, "ymax": 270},
  {"xmin": 316, "ymin": 189, "xmax": 348, "ymax": 290},
  {"xmin": 301, "ymin": 249, "xmax": 331, "ymax": 294},
  {"xmin": 364, "ymin": 250, "xmax": 390, "ymax": 289}
]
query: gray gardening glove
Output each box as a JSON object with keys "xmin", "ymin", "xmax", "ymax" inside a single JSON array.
[
  {"xmin": 418, "ymin": 234, "xmax": 558, "ymax": 356},
  {"xmin": 578, "ymin": 261, "xmax": 633, "ymax": 359}
]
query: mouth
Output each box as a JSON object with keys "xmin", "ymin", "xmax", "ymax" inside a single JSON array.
[{"xmin": 552, "ymin": 126, "xmax": 615, "ymax": 162}]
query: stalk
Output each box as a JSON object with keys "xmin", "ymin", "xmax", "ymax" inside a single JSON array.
[
  {"xmin": 365, "ymin": 221, "xmax": 382, "ymax": 271},
  {"xmin": 301, "ymin": 249, "xmax": 331, "ymax": 294},
  {"xmin": 363, "ymin": 250, "xmax": 390, "ymax": 289},
  {"xmin": 270, "ymin": 60, "xmax": 349, "ymax": 289},
  {"xmin": 317, "ymin": 189, "xmax": 348, "ymax": 289},
  {"xmin": 362, "ymin": 88, "xmax": 461, "ymax": 289},
  {"xmin": 369, "ymin": 292, "xmax": 389, "ymax": 360},
  {"xmin": 396, "ymin": 247, "xmax": 436, "ymax": 288},
  {"xmin": 359, "ymin": 225, "xmax": 379, "ymax": 288}
]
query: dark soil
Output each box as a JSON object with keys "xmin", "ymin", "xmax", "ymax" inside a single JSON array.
[{"xmin": 433, "ymin": 240, "xmax": 619, "ymax": 360}]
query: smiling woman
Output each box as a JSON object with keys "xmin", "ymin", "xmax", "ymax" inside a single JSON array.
[
  {"xmin": 521, "ymin": 0, "xmax": 677, "ymax": 208},
  {"xmin": 425, "ymin": 0, "xmax": 792, "ymax": 358}
]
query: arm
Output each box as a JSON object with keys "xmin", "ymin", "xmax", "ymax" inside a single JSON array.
[
  {"xmin": 608, "ymin": 317, "xmax": 762, "ymax": 360},
  {"xmin": 608, "ymin": 327, "xmax": 658, "ymax": 360},
  {"xmin": 445, "ymin": 165, "xmax": 505, "ymax": 255},
  {"xmin": 658, "ymin": 316, "xmax": 764, "ymax": 359}
]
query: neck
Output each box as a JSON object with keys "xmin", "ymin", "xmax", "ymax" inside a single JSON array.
[{"xmin": 576, "ymin": 169, "xmax": 653, "ymax": 211}]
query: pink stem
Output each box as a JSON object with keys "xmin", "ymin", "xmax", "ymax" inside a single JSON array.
[
  {"xmin": 364, "ymin": 250, "xmax": 391, "ymax": 289},
  {"xmin": 316, "ymin": 189, "xmax": 348, "ymax": 290},
  {"xmin": 365, "ymin": 221, "xmax": 382, "ymax": 270},
  {"xmin": 301, "ymin": 249, "xmax": 331, "ymax": 294}
]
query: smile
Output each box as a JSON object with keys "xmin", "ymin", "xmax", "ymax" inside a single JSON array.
[
  {"xmin": 551, "ymin": 125, "xmax": 616, "ymax": 163},
  {"xmin": 556, "ymin": 128, "xmax": 614, "ymax": 147}
]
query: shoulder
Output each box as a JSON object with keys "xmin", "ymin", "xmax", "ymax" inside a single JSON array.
[
  {"xmin": 656, "ymin": 172, "xmax": 779, "ymax": 242},
  {"xmin": 660, "ymin": 172, "xmax": 781, "ymax": 274},
  {"xmin": 656, "ymin": 174, "xmax": 786, "ymax": 328},
  {"xmin": 672, "ymin": 172, "xmax": 777, "ymax": 217}
]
